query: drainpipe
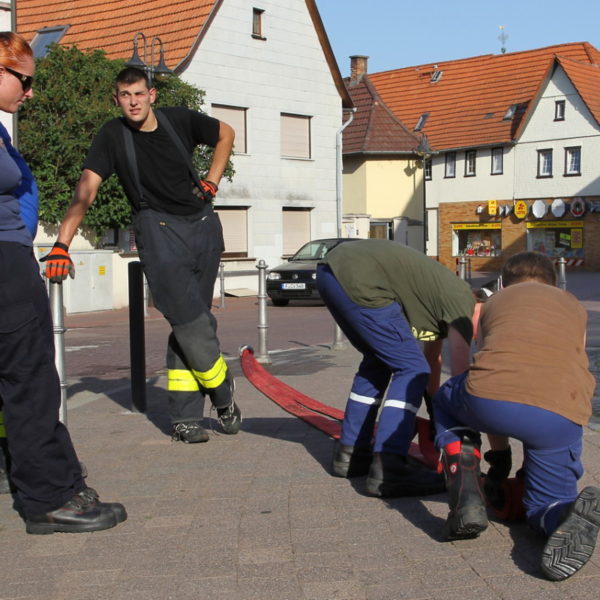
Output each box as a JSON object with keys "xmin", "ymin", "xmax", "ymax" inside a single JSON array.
[
  {"xmin": 11, "ymin": 0, "xmax": 18, "ymax": 146},
  {"xmin": 336, "ymin": 108, "xmax": 356, "ymax": 236}
]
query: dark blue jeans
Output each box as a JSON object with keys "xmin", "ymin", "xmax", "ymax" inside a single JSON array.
[
  {"xmin": 433, "ymin": 373, "xmax": 583, "ymax": 535},
  {"xmin": 316, "ymin": 264, "xmax": 429, "ymax": 454}
]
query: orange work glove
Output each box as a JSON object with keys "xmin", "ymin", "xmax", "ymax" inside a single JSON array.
[
  {"xmin": 193, "ymin": 179, "xmax": 218, "ymax": 203},
  {"xmin": 39, "ymin": 242, "xmax": 75, "ymax": 283}
]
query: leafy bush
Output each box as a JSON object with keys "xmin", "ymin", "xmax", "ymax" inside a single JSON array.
[{"xmin": 18, "ymin": 44, "xmax": 232, "ymax": 240}]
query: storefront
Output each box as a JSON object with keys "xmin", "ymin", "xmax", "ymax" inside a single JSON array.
[{"xmin": 438, "ymin": 198, "xmax": 600, "ymax": 272}]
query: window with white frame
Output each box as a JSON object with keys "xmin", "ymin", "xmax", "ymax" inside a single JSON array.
[
  {"xmin": 464, "ymin": 150, "xmax": 476, "ymax": 177},
  {"xmin": 213, "ymin": 207, "xmax": 249, "ymax": 258},
  {"xmin": 281, "ymin": 113, "xmax": 311, "ymax": 159},
  {"xmin": 252, "ymin": 8, "xmax": 265, "ymax": 39},
  {"xmin": 424, "ymin": 158, "xmax": 432, "ymax": 181},
  {"xmin": 212, "ymin": 104, "xmax": 247, "ymax": 154},
  {"xmin": 564, "ymin": 147, "xmax": 581, "ymax": 176},
  {"xmin": 554, "ymin": 100, "xmax": 565, "ymax": 121},
  {"xmin": 491, "ymin": 147, "xmax": 503, "ymax": 175},
  {"xmin": 282, "ymin": 208, "xmax": 311, "ymax": 255},
  {"xmin": 537, "ymin": 149, "xmax": 553, "ymax": 178},
  {"xmin": 445, "ymin": 152, "xmax": 456, "ymax": 178}
]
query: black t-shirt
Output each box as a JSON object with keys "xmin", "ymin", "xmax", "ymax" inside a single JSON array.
[{"xmin": 83, "ymin": 106, "xmax": 220, "ymax": 215}]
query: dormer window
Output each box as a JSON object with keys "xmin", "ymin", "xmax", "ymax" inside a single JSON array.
[
  {"xmin": 555, "ymin": 100, "xmax": 565, "ymax": 121},
  {"xmin": 503, "ymin": 104, "xmax": 517, "ymax": 120},
  {"xmin": 30, "ymin": 25, "xmax": 69, "ymax": 58},
  {"xmin": 252, "ymin": 8, "xmax": 266, "ymax": 40},
  {"xmin": 414, "ymin": 113, "xmax": 429, "ymax": 132}
]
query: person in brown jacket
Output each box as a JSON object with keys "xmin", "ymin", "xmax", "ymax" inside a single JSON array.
[{"xmin": 432, "ymin": 251, "xmax": 598, "ymax": 581}]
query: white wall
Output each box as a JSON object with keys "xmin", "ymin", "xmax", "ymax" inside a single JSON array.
[
  {"xmin": 181, "ymin": 0, "xmax": 342, "ymax": 270},
  {"xmin": 516, "ymin": 65, "xmax": 600, "ymax": 199},
  {"xmin": 426, "ymin": 146, "xmax": 516, "ymax": 207},
  {"xmin": 0, "ymin": 2, "xmax": 13, "ymax": 136}
]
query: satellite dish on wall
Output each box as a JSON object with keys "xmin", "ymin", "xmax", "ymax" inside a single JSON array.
[
  {"xmin": 531, "ymin": 199, "xmax": 547, "ymax": 219},
  {"xmin": 551, "ymin": 198, "xmax": 566, "ymax": 218}
]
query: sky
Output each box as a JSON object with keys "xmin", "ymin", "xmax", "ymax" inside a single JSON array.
[{"xmin": 316, "ymin": 0, "xmax": 600, "ymax": 76}]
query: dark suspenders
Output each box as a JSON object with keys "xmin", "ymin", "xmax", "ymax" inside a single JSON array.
[{"xmin": 120, "ymin": 109, "xmax": 201, "ymax": 211}]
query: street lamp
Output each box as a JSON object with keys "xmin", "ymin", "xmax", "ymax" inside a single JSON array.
[
  {"xmin": 415, "ymin": 134, "xmax": 433, "ymax": 254},
  {"xmin": 126, "ymin": 32, "xmax": 173, "ymax": 84}
]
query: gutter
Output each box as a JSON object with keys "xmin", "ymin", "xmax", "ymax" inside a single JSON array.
[{"xmin": 336, "ymin": 108, "xmax": 356, "ymax": 237}]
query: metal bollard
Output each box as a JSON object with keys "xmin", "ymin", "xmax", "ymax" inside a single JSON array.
[
  {"xmin": 457, "ymin": 256, "xmax": 468, "ymax": 281},
  {"xmin": 128, "ymin": 261, "xmax": 147, "ymax": 413},
  {"xmin": 255, "ymin": 259, "xmax": 271, "ymax": 364},
  {"xmin": 331, "ymin": 323, "xmax": 347, "ymax": 350},
  {"xmin": 49, "ymin": 282, "xmax": 68, "ymax": 425},
  {"xmin": 557, "ymin": 257, "xmax": 567, "ymax": 290},
  {"xmin": 218, "ymin": 262, "xmax": 225, "ymax": 309}
]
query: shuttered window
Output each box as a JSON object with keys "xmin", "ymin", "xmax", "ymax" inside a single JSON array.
[
  {"xmin": 212, "ymin": 104, "xmax": 247, "ymax": 154},
  {"xmin": 282, "ymin": 208, "xmax": 311, "ymax": 255},
  {"xmin": 281, "ymin": 113, "xmax": 311, "ymax": 158},
  {"xmin": 214, "ymin": 207, "xmax": 248, "ymax": 258}
]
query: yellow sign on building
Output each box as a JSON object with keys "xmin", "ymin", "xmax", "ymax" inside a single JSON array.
[
  {"xmin": 488, "ymin": 200, "xmax": 497, "ymax": 215},
  {"xmin": 514, "ymin": 200, "xmax": 528, "ymax": 219}
]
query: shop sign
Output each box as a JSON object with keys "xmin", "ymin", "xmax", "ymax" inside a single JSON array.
[
  {"xmin": 488, "ymin": 200, "xmax": 497, "ymax": 216},
  {"xmin": 452, "ymin": 223, "xmax": 502, "ymax": 230},
  {"xmin": 526, "ymin": 220, "xmax": 584, "ymax": 229},
  {"xmin": 571, "ymin": 229, "xmax": 583, "ymax": 248},
  {"xmin": 570, "ymin": 197, "xmax": 586, "ymax": 218},
  {"xmin": 514, "ymin": 200, "xmax": 528, "ymax": 219}
]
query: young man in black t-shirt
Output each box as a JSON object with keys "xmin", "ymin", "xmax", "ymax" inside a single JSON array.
[{"xmin": 43, "ymin": 67, "xmax": 240, "ymax": 443}]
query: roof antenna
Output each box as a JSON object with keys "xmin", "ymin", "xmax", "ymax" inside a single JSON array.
[{"xmin": 498, "ymin": 25, "xmax": 508, "ymax": 54}]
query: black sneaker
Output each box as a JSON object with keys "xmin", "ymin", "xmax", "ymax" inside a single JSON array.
[
  {"xmin": 217, "ymin": 402, "xmax": 242, "ymax": 435},
  {"xmin": 171, "ymin": 422, "xmax": 209, "ymax": 443},
  {"xmin": 541, "ymin": 486, "xmax": 600, "ymax": 581}
]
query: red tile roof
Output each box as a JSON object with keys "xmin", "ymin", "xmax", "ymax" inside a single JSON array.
[
  {"xmin": 343, "ymin": 75, "xmax": 420, "ymax": 155},
  {"xmin": 367, "ymin": 42, "xmax": 600, "ymax": 151},
  {"xmin": 557, "ymin": 55, "xmax": 600, "ymax": 126},
  {"xmin": 17, "ymin": 0, "xmax": 219, "ymax": 70},
  {"xmin": 16, "ymin": 0, "xmax": 352, "ymax": 107}
]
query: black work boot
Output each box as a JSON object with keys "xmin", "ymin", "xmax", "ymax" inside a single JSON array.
[
  {"xmin": 366, "ymin": 452, "xmax": 446, "ymax": 498},
  {"xmin": 541, "ymin": 486, "xmax": 600, "ymax": 581},
  {"xmin": 331, "ymin": 441, "xmax": 372, "ymax": 478},
  {"xmin": 77, "ymin": 488, "xmax": 128, "ymax": 523},
  {"xmin": 25, "ymin": 493, "xmax": 118, "ymax": 535},
  {"xmin": 441, "ymin": 434, "xmax": 488, "ymax": 540}
]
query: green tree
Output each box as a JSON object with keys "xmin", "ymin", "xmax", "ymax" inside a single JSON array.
[{"xmin": 18, "ymin": 44, "xmax": 232, "ymax": 241}]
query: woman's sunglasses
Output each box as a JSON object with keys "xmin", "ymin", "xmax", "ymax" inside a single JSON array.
[{"xmin": 2, "ymin": 66, "xmax": 33, "ymax": 92}]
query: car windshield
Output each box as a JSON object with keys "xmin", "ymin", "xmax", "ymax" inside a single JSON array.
[{"xmin": 290, "ymin": 240, "xmax": 342, "ymax": 261}]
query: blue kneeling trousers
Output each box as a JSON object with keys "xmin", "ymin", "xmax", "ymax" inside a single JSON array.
[
  {"xmin": 316, "ymin": 264, "xmax": 430, "ymax": 454},
  {"xmin": 433, "ymin": 372, "xmax": 583, "ymax": 535}
]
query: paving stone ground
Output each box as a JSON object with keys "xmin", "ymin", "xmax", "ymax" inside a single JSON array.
[{"xmin": 0, "ymin": 272, "xmax": 599, "ymax": 600}]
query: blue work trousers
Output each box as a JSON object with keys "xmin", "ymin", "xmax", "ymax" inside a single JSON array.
[
  {"xmin": 316, "ymin": 264, "xmax": 430, "ymax": 454},
  {"xmin": 433, "ymin": 373, "xmax": 583, "ymax": 535}
]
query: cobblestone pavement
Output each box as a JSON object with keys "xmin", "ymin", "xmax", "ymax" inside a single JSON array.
[{"xmin": 0, "ymin": 272, "xmax": 599, "ymax": 599}]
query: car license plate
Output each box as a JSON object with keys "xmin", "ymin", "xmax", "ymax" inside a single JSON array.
[{"xmin": 281, "ymin": 283, "xmax": 306, "ymax": 290}]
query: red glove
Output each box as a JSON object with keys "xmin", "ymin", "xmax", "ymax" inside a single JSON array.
[
  {"xmin": 39, "ymin": 242, "xmax": 75, "ymax": 283},
  {"xmin": 193, "ymin": 179, "xmax": 218, "ymax": 203}
]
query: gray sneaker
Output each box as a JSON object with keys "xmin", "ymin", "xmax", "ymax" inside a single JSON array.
[{"xmin": 171, "ymin": 422, "xmax": 209, "ymax": 443}]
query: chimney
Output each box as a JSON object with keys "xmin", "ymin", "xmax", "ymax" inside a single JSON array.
[{"xmin": 350, "ymin": 55, "xmax": 369, "ymax": 84}]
